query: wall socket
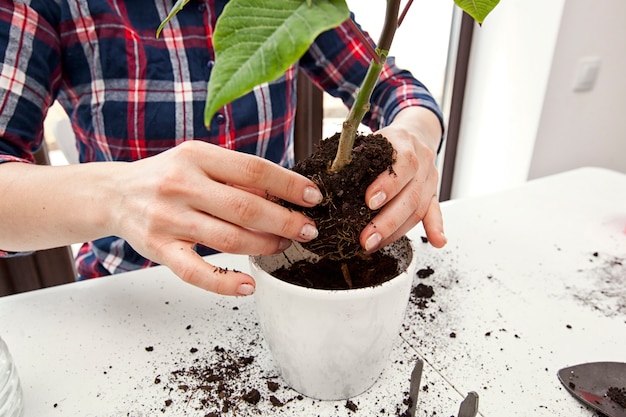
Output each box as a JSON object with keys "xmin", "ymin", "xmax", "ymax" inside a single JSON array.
[{"xmin": 572, "ymin": 57, "xmax": 601, "ymax": 92}]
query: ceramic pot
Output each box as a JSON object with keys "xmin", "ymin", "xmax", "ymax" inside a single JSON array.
[{"xmin": 249, "ymin": 236, "xmax": 416, "ymax": 400}]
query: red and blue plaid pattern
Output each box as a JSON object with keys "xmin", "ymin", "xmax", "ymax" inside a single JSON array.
[{"xmin": 0, "ymin": 0, "xmax": 442, "ymax": 279}]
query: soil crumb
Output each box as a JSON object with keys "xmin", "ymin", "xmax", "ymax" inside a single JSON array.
[{"xmin": 608, "ymin": 386, "xmax": 626, "ymax": 408}]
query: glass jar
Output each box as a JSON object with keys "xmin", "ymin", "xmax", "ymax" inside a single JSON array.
[{"xmin": 0, "ymin": 335, "xmax": 24, "ymax": 417}]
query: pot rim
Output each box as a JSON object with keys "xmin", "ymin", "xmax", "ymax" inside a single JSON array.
[{"xmin": 249, "ymin": 236, "xmax": 416, "ymax": 300}]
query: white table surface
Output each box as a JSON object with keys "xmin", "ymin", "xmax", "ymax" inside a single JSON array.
[{"xmin": 1, "ymin": 167, "xmax": 625, "ymax": 417}]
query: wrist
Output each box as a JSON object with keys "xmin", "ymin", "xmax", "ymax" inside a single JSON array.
[{"xmin": 389, "ymin": 106, "xmax": 443, "ymax": 154}]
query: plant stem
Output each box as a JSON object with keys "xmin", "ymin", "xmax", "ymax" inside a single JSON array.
[
  {"xmin": 346, "ymin": 19, "xmax": 380, "ymax": 64},
  {"xmin": 398, "ymin": 0, "xmax": 414, "ymax": 27},
  {"xmin": 378, "ymin": 0, "xmax": 401, "ymax": 53},
  {"xmin": 330, "ymin": 0, "xmax": 401, "ymax": 173}
]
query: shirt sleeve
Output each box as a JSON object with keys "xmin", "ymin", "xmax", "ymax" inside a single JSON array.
[
  {"xmin": 298, "ymin": 13, "xmax": 444, "ymax": 142},
  {"xmin": 0, "ymin": 0, "xmax": 61, "ymax": 165}
]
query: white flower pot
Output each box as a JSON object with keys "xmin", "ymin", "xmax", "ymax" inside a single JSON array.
[{"xmin": 249, "ymin": 236, "xmax": 416, "ymax": 400}]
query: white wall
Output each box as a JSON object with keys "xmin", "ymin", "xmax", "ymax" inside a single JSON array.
[
  {"xmin": 528, "ymin": 0, "xmax": 626, "ymax": 179},
  {"xmin": 452, "ymin": 0, "xmax": 626, "ymax": 199},
  {"xmin": 451, "ymin": 0, "xmax": 566, "ymax": 198}
]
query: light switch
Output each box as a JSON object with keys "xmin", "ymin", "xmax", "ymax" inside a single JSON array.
[{"xmin": 572, "ymin": 57, "xmax": 601, "ymax": 92}]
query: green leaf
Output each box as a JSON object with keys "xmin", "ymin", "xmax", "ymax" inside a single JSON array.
[
  {"xmin": 453, "ymin": 0, "xmax": 500, "ymax": 25},
  {"xmin": 204, "ymin": 0, "xmax": 350, "ymax": 126},
  {"xmin": 156, "ymin": 0, "xmax": 191, "ymax": 38}
]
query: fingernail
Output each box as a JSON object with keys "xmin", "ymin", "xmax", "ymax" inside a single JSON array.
[
  {"xmin": 303, "ymin": 186, "xmax": 323, "ymax": 205},
  {"xmin": 299, "ymin": 223, "xmax": 318, "ymax": 241},
  {"xmin": 368, "ymin": 191, "xmax": 387, "ymax": 210},
  {"xmin": 440, "ymin": 231, "xmax": 447, "ymax": 244},
  {"xmin": 237, "ymin": 283, "xmax": 255, "ymax": 296},
  {"xmin": 365, "ymin": 232, "xmax": 382, "ymax": 252},
  {"xmin": 277, "ymin": 238, "xmax": 291, "ymax": 252}
]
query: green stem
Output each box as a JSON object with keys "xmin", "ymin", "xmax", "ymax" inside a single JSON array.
[
  {"xmin": 329, "ymin": 0, "xmax": 401, "ymax": 173},
  {"xmin": 330, "ymin": 57, "xmax": 384, "ymax": 172}
]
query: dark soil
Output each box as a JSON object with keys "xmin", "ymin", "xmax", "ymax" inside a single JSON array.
[
  {"xmin": 608, "ymin": 386, "xmax": 626, "ymax": 408},
  {"xmin": 286, "ymin": 132, "xmax": 394, "ymax": 261},
  {"xmin": 279, "ymin": 132, "xmax": 397, "ymax": 289},
  {"xmin": 272, "ymin": 248, "xmax": 401, "ymax": 290},
  {"xmin": 161, "ymin": 345, "xmax": 257, "ymax": 414},
  {"xmin": 154, "ymin": 344, "xmax": 301, "ymax": 414}
]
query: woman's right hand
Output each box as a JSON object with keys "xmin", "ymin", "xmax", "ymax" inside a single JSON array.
[
  {"xmin": 111, "ymin": 140, "xmax": 322, "ymax": 296},
  {"xmin": 0, "ymin": 140, "xmax": 321, "ymax": 297}
]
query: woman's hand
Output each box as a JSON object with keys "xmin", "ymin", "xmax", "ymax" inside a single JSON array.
[
  {"xmin": 360, "ymin": 107, "xmax": 447, "ymax": 253},
  {"xmin": 0, "ymin": 141, "xmax": 321, "ymax": 296},
  {"xmin": 109, "ymin": 141, "xmax": 322, "ymax": 296}
]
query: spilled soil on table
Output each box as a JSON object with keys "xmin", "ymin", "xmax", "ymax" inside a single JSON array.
[
  {"xmin": 135, "ymin": 300, "xmax": 434, "ymax": 417},
  {"xmin": 154, "ymin": 344, "xmax": 302, "ymax": 415}
]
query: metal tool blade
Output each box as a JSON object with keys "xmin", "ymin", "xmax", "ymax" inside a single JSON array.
[
  {"xmin": 558, "ymin": 362, "xmax": 626, "ymax": 417},
  {"xmin": 407, "ymin": 358, "xmax": 424, "ymax": 417},
  {"xmin": 457, "ymin": 391, "xmax": 479, "ymax": 417}
]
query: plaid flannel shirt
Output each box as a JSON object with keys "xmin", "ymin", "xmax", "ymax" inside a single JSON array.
[{"xmin": 0, "ymin": 0, "xmax": 443, "ymax": 279}]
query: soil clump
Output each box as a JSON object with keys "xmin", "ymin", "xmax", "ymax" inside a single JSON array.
[{"xmin": 279, "ymin": 132, "xmax": 398, "ymax": 289}]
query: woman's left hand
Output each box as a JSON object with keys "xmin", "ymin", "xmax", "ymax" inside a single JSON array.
[{"xmin": 360, "ymin": 106, "xmax": 447, "ymax": 252}]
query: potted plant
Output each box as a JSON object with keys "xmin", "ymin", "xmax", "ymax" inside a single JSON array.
[{"xmin": 159, "ymin": 0, "xmax": 498, "ymax": 400}]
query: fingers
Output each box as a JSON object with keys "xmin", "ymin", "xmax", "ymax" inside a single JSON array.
[
  {"xmin": 361, "ymin": 195, "xmax": 446, "ymax": 252},
  {"xmin": 160, "ymin": 208, "xmax": 294, "ymax": 255},
  {"xmin": 114, "ymin": 141, "xmax": 323, "ymax": 296},
  {"xmin": 185, "ymin": 177, "xmax": 319, "ymax": 244},
  {"xmin": 137, "ymin": 141, "xmax": 320, "ymax": 245},
  {"xmin": 193, "ymin": 143, "xmax": 323, "ymax": 207},
  {"xmin": 360, "ymin": 123, "xmax": 442, "ymax": 252},
  {"xmin": 421, "ymin": 197, "xmax": 447, "ymax": 248},
  {"xmin": 158, "ymin": 242, "xmax": 256, "ymax": 296},
  {"xmin": 183, "ymin": 142, "xmax": 321, "ymax": 242},
  {"xmin": 360, "ymin": 164, "xmax": 442, "ymax": 253},
  {"xmin": 364, "ymin": 140, "xmax": 434, "ymax": 212},
  {"xmin": 362, "ymin": 170, "xmax": 435, "ymax": 246}
]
